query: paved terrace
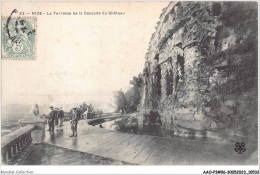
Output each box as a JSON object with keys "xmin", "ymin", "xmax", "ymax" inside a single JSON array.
[{"xmin": 43, "ymin": 118, "xmax": 257, "ymax": 165}]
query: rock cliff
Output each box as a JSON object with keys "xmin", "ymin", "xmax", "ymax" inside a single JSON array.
[{"xmin": 139, "ymin": 1, "xmax": 258, "ymax": 138}]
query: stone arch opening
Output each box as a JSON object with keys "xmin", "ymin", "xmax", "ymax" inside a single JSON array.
[
  {"xmin": 154, "ymin": 53, "xmax": 159, "ymax": 61},
  {"xmin": 166, "ymin": 61, "xmax": 174, "ymax": 96},
  {"xmin": 175, "ymin": 55, "xmax": 185, "ymax": 89},
  {"xmin": 155, "ymin": 65, "xmax": 161, "ymax": 96},
  {"xmin": 163, "ymin": 15, "xmax": 169, "ymax": 23}
]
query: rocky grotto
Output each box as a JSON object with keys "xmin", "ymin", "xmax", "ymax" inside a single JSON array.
[{"xmin": 138, "ymin": 1, "xmax": 258, "ymax": 139}]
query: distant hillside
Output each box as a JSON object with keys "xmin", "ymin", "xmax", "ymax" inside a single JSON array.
[
  {"xmin": 2, "ymin": 104, "xmax": 49, "ymax": 122},
  {"xmin": 2, "ymin": 101, "xmax": 115, "ymax": 122}
]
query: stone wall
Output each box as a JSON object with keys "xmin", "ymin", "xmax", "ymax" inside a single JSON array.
[{"xmin": 139, "ymin": 1, "xmax": 258, "ymax": 138}]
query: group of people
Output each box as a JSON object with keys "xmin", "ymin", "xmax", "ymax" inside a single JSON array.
[
  {"xmin": 46, "ymin": 106, "xmax": 64, "ymax": 132},
  {"xmin": 47, "ymin": 106, "xmax": 81, "ymax": 137}
]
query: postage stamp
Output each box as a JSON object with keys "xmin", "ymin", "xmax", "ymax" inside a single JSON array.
[{"xmin": 1, "ymin": 16, "xmax": 37, "ymax": 60}]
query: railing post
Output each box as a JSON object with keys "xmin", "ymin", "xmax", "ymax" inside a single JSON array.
[
  {"xmin": 7, "ymin": 148, "xmax": 12, "ymax": 162},
  {"xmin": 25, "ymin": 136, "xmax": 29, "ymax": 148},
  {"xmin": 25, "ymin": 135, "xmax": 29, "ymax": 144},
  {"xmin": 21, "ymin": 139, "xmax": 26, "ymax": 151},
  {"xmin": 29, "ymin": 133, "xmax": 32, "ymax": 142},
  {"xmin": 26, "ymin": 133, "xmax": 32, "ymax": 146},
  {"xmin": 24, "ymin": 137, "xmax": 28, "ymax": 147},
  {"xmin": 16, "ymin": 142, "xmax": 21, "ymax": 153},
  {"xmin": 2, "ymin": 150, "xmax": 7, "ymax": 164},
  {"xmin": 12, "ymin": 144, "xmax": 17, "ymax": 157}
]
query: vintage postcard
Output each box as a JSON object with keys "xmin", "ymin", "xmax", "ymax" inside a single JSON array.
[{"xmin": 1, "ymin": 1, "xmax": 259, "ymax": 174}]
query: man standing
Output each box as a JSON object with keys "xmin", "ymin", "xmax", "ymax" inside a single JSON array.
[
  {"xmin": 54, "ymin": 107, "xmax": 59, "ymax": 126},
  {"xmin": 47, "ymin": 106, "xmax": 55, "ymax": 131},
  {"xmin": 70, "ymin": 108, "xmax": 78, "ymax": 137},
  {"xmin": 58, "ymin": 107, "xmax": 64, "ymax": 126}
]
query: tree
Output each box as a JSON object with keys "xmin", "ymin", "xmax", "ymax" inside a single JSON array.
[
  {"xmin": 113, "ymin": 74, "xmax": 144, "ymax": 114},
  {"xmin": 113, "ymin": 90, "xmax": 128, "ymax": 113},
  {"xmin": 125, "ymin": 86, "xmax": 140, "ymax": 112},
  {"xmin": 130, "ymin": 73, "xmax": 144, "ymax": 88},
  {"xmin": 82, "ymin": 102, "xmax": 88, "ymax": 113},
  {"xmin": 127, "ymin": 73, "xmax": 144, "ymax": 112},
  {"xmin": 88, "ymin": 103, "xmax": 94, "ymax": 113}
]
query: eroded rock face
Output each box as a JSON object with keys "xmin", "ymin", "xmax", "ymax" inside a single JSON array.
[{"xmin": 139, "ymin": 2, "xmax": 258, "ymax": 138}]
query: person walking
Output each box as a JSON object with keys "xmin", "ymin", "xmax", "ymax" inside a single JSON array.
[
  {"xmin": 47, "ymin": 106, "xmax": 55, "ymax": 131},
  {"xmin": 58, "ymin": 107, "xmax": 64, "ymax": 126}
]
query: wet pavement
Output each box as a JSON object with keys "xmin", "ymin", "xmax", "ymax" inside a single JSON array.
[
  {"xmin": 23, "ymin": 143, "xmax": 132, "ymax": 165},
  {"xmin": 97, "ymin": 118, "xmax": 255, "ymax": 144},
  {"xmin": 41, "ymin": 118, "xmax": 258, "ymax": 165}
]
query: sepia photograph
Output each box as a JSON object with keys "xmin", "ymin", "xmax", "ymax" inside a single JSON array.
[{"xmin": 1, "ymin": 1, "xmax": 259, "ymax": 174}]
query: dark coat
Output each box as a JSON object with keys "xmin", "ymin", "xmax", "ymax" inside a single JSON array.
[
  {"xmin": 48, "ymin": 110, "xmax": 55, "ymax": 123},
  {"xmin": 58, "ymin": 110, "xmax": 64, "ymax": 118},
  {"xmin": 53, "ymin": 111, "xmax": 58, "ymax": 120}
]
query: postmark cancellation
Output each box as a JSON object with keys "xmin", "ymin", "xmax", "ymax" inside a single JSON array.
[{"xmin": 1, "ymin": 16, "xmax": 37, "ymax": 60}]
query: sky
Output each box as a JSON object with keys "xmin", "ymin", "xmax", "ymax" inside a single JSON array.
[{"xmin": 1, "ymin": 1, "xmax": 169, "ymax": 112}]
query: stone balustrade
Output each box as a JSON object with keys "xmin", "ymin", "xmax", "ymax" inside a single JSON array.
[
  {"xmin": 2, "ymin": 117, "xmax": 45, "ymax": 165},
  {"xmin": 87, "ymin": 114, "xmax": 128, "ymax": 126},
  {"xmin": 1, "ymin": 125, "xmax": 35, "ymax": 164},
  {"xmin": 64, "ymin": 114, "xmax": 73, "ymax": 121}
]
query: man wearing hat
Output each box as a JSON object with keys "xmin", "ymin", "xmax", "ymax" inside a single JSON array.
[
  {"xmin": 54, "ymin": 107, "xmax": 59, "ymax": 126},
  {"xmin": 47, "ymin": 106, "xmax": 55, "ymax": 131},
  {"xmin": 70, "ymin": 108, "xmax": 78, "ymax": 137}
]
